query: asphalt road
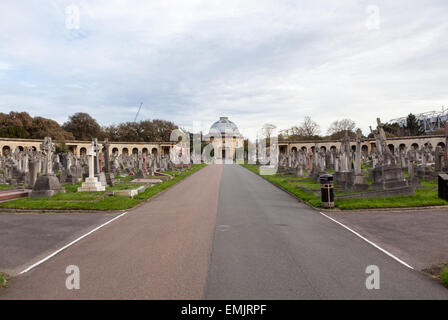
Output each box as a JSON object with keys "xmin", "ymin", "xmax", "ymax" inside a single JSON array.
[
  {"xmin": 204, "ymin": 165, "xmax": 448, "ymax": 299},
  {"xmin": 325, "ymin": 208, "xmax": 448, "ymax": 271},
  {"xmin": 0, "ymin": 213, "xmax": 119, "ymax": 275},
  {"xmin": 0, "ymin": 164, "xmax": 222, "ymax": 299},
  {"xmin": 1, "ymin": 164, "xmax": 447, "ymax": 299}
]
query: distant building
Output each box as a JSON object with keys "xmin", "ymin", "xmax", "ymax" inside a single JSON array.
[
  {"xmin": 204, "ymin": 117, "xmax": 244, "ymax": 162},
  {"xmin": 388, "ymin": 107, "xmax": 448, "ymax": 133}
]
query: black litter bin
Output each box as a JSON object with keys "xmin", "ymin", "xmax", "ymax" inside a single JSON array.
[
  {"xmin": 438, "ymin": 173, "xmax": 448, "ymax": 201},
  {"xmin": 320, "ymin": 174, "xmax": 334, "ymax": 208}
]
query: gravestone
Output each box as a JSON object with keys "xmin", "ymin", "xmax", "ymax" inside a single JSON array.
[
  {"xmin": 348, "ymin": 129, "xmax": 369, "ymax": 191},
  {"xmin": 103, "ymin": 139, "xmax": 116, "ymax": 186},
  {"xmin": 370, "ymin": 119, "xmax": 413, "ymax": 194},
  {"xmin": 78, "ymin": 142, "xmax": 106, "ymax": 192},
  {"xmin": 334, "ymin": 132, "xmax": 353, "ymax": 189},
  {"xmin": 30, "ymin": 137, "xmax": 65, "ymax": 198},
  {"xmin": 92, "ymin": 138, "xmax": 107, "ymax": 187}
]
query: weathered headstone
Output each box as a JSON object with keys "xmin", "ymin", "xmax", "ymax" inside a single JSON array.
[
  {"xmin": 30, "ymin": 137, "xmax": 65, "ymax": 198},
  {"xmin": 370, "ymin": 119, "xmax": 413, "ymax": 194},
  {"xmin": 348, "ymin": 129, "xmax": 368, "ymax": 191}
]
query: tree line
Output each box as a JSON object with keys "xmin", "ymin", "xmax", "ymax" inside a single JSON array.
[
  {"xmin": 279, "ymin": 113, "xmax": 429, "ymax": 142},
  {"xmin": 0, "ymin": 111, "xmax": 178, "ymax": 142}
]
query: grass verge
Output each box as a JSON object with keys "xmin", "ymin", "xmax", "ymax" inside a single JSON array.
[
  {"xmin": 0, "ymin": 273, "xmax": 8, "ymax": 289},
  {"xmin": 0, "ymin": 164, "xmax": 207, "ymax": 211},
  {"xmin": 135, "ymin": 164, "xmax": 207, "ymax": 200},
  {"xmin": 441, "ymin": 268, "xmax": 448, "ymax": 288},
  {"xmin": 241, "ymin": 164, "xmax": 448, "ymax": 210},
  {"xmin": 0, "ymin": 184, "xmax": 15, "ymax": 190},
  {"xmin": 242, "ymin": 164, "xmax": 321, "ymax": 207},
  {"xmin": 423, "ymin": 263, "xmax": 448, "ymax": 288}
]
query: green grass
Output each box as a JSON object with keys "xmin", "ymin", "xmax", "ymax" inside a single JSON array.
[
  {"xmin": 0, "ymin": 164, "xmax": 206, "ymax": 211},
  {"xmin": 115, "ymin": 175, "xmax": 135, "ymax": 182},
  {"xmin": 441, "ymin": 268, "xmax": 448, "ymax": 287},
  {"xmin": 106, "ymin": 182, "xmax": 146, "ymax": 191},
  {"xmin": 0, "ymin": 273, "xmax": 8, "ymax": 289},
  {"xmin": 0, "ymin": 184, "xmax": 15, "ymax": 190},
  {"xmin": 0, "ymin": 192, "xmax": 139, "ymax": 211},
  {"xmin": 161, "ymin": 170, "xmax": 178, "ymax": 176},
  {"xmin": 242, "ymin": 164, "xmax": 322, "ymax": 207},
  {"xmin": 135, "ymin": 164, "xmax": 207, "ymax": 200},
  {"xmin": 241, "ymin": 164, "xmax": 448, "ymax": 210},
  {"xmin": 335, "ymin": 179, "xmax": 447, "ymax": 210},
  {"xmin": 62, "ymin": 182, "xmax": 82, "ymax": 193}
]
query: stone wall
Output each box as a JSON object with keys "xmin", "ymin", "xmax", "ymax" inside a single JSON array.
[
  {"xmin": 0, "ymin": 138, "xmax": 175, "ymax": 157},
  {"xmin": 279, "ymin": 135, "xmax": 446, "ymax": 155}
]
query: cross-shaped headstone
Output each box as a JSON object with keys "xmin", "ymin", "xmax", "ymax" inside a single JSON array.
[
  {"xmin": 40, "ymin": 137, "xmax": 54, "ymax": 175},
  {"xmin": 92, "ymin": 138, "xmax": 100, "ymax": 175},
  {"xmin": 87, "ymin": 142, "xmax": 96, "ymax": 179}
]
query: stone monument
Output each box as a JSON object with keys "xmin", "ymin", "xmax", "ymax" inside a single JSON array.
[
  {"xmin": 370, "ymin": 118, "xmax": 413, "ymax": 194},
  {"xmin": 102, "ymin": 138, "xmax": 116, "ymax": 186},
  {"xmin": 78, "ymin": 142, "xmax": 106, "ymax": 192},
  {"xmin": 30, "ymin": 137, "xmax": 65, "ymax": 198}
]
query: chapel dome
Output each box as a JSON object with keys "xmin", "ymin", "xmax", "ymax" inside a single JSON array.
[{"xmin": 209, "ymin": 117, "xmax": 241, "ymax": 136}]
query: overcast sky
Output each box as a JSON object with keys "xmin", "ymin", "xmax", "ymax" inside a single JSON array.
[{"xmin": 0, "ymin": 0, "xmax": 447, "ymax": 139}]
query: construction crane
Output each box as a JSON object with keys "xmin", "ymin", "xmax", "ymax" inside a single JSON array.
[{"xmin": 134, "ymin": 102, "xmax": 143, "ymax": 122}]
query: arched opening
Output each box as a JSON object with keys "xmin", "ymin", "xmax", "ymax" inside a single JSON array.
[
  {"xmin": 2, "ymin": 146, "xmax": 11, "ymax": 156},
  {"xmin": 142, "ymin": 148, "xmax": 148, "ymax": 155},
  {"xmin": 320, "ymin": 146, "xmax": 327, "ymax": 152},
  {"xmin": 370, "ymin": 143, "xmax": 377, "ymax": 152},
  {"xmin": 399, "ymin": 144, "xmax": 406, "ymax": 152},
  {"xmin": 151, "ymin": 148, "xmax": 158, "ymax": 156},
  {"xmin": 17, "ymin": 146, "xmax": 24, "ymax": 152},
  {"xmin": 388, "ymin": 144, "xmax": 395, "ymax": 153},
  {"xmin": 68, "ymin": 146, "xmax": 75, "ymax": 154},
  {"xmin": 291, "ymin": 147, "xmax": 298, "ymax": 153},
  {"xmin": 351, "ymin": 145, "xmax": 356, "ymax": 152},
  {"xmin": 437, "ymin": 142, "xmax": 446, "ymax": 149},
  {"xmin": 80, "ymin": 147, "xmax": 87, "ymax": 156},
  {"xmin": 301, "ymin": 146, "xmax": 307, "ymax": 153},
  {"xmin": 310, "ymin": 146, "xmax": 315, "ymax": 153},
  {"xmin": 361, "ymin": 145, "xmax": 368, "ymax": 153},
  {"xmin": 122, "ymin": 148, "xmax": 129, "ymax": 155},
  {"xmin": 112, "ymin": 147, "xmax": 118, "ymax": 155},
  {"xmin": 132, "ymin": 148, "xmax": 138, "ymax": 155},
  {"xmin": 330, "ymin": 146, "xmax": 337, "ymax": 152},
  {"xmin": 31, "ymin": 146, "xmax": 37, "ymax": 151},
  {"xmin": 411, "ymin": 143, "xmax": 419, "ymax": 150}
]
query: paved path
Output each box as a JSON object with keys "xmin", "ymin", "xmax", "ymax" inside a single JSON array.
[
  {"xmin": 204, "ymin": 165, "xmax": 448, "ymax": 299},
  {"xmin": 0, "ymin": 213, "xmax": 119, "ymax": 275},
  {"xmin": 325, "ymin": 209, "xmax": 448, "ymax": 271},
  {"xmin": 1, "ymin": 164, "xmax": 447, "ymax": 299},
  {"xmin": 0, "ymin": 165, "xmax": 222, "ymax": 299}
]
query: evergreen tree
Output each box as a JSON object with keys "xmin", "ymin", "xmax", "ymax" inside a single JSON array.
[{"xmin": 406, "ymin": 113, "xmax": 424, "ymax": 136}]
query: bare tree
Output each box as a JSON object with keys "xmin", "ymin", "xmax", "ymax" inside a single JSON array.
[
  {"xmin": 298, "ymin": 116, "xmax": 320, "ymax": 137},
  {"xmin": 327, "ymin": 119, "xmax": 356, "ymax": 136}
]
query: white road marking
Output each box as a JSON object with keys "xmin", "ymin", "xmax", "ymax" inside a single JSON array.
[
  {"xmin": 319, "ymin": 211, "xmax": 414, "ymax": 270},
  {"xmin": 19, "ymin": 211, "xmax": 129, "ymax": 275}
]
